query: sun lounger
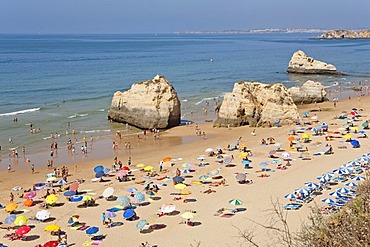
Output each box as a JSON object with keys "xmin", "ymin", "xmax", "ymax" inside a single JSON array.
[{"xmin": 284, "ymin": 203, "xmax": 302, "ymax": 210}]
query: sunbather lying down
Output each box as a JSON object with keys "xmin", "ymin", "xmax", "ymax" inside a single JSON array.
[
  {"xmin": 258, "ymin": 174, "xmax": 270, "ymax": 178},
  {"xmin": 203, "ymin": 189, "xmax": 216, "ymax": 194}
]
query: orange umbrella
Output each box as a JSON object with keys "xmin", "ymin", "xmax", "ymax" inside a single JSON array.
[
  {"xmin": 162, "ymin": 157, "xmax": 171, "ymax": 162},
  {"xmin": 23, "ymin": 199, "xmax": 33, "ymax": 207},
  {"xmin": 288, "ymin": 136, "xmax": 295, "ymax": 142}
]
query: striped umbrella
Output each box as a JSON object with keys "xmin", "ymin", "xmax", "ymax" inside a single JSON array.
[
  {"xmin": 352, "ymin": 176, "xmax": 365, "ymax": 181},
  {"xmin": 336, "ymin": 187, "xmax": 350, "ymax": 194},
  {"xmin": 136, "ymin": 219, "xmax": 147, "ymax": 231},
  {"xmin": 284, "ymin": 194, "xmax": 296, "ymax": 199},
  {"xmin": 345, "ymin": 182, "xmax": 358, "ymax": 187},
  {"xmin": 223, "ymin": 157, "xmax": 232, "ymax": 164},
  {"xmin": 304, "ymin": 182, "xmax": 319, "ymax": 189},
  {"xmin": 295, "ymin": 188, "xmax": 309, "ymax": 194},
  {"xmin": 329, "ymin": 191, "xmax": 343, "ymax": 197},
  {"xmin": 229, "ymin": 199, "xmax": 243, "ymax": 206},
  {"xmin": 321, "ymin": 198, "xmax": 335, "ymax": 204},
  {"xmin": 198, "ymin": 175, "xmax": 209, "ymax": 182},
  {"xmin": 116, "ymin": 196, "xmax": 131, "ymax": 207}
]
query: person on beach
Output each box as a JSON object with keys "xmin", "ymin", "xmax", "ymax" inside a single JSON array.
[
  {"xmin": 159, "ymin": 161, "xmax": 163, "ymax": 172},
  {"xmin": 10, "ymin": 192, "xmax": 14, "ymax": 202},
  {"xmin": 8, "ymin": 164, "xmax": 12, "ymax": 173},
  {"xmin": 31, "ymin": 164, "xmax": 35, "ymax": 174},
  {"xmin": 101, "ymin": 212, "xmax": 106, "ymax": 225}
]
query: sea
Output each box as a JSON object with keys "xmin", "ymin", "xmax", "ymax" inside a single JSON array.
[{"xmin": 1, "ymin": 33, "xmax": 370, "ymax": 161}]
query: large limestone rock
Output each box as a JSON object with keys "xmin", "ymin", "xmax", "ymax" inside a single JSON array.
[
  {"xmin": 214, "ymin": 81, "xmax": 299, "ymax": 127},
  {"xmin": 288, "ymin": 80, "xmax": 328, "ymax": 104},
  {"xmin": 319, "ymin": 30, "xmax": 370, "ymax": 39},
  {"xmin": 287, "ymin": 50, "xmax": 342, "ymax": 75},
  {"xmin": 108, "ymin": 75, "xmax": 181, "ymax": 129}
]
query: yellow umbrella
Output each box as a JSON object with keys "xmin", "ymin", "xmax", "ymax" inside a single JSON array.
[
  {"xmin": 239, "ymin": 152, "xmax": 248, "ymax": 158},
  {"xmin": 45, "ymin": 194, "xmax": 58, "ymax": 205},
  {"xmin": 5, "ymin": 202, "xmax": 18, "ymax": 212},
  {"xmin": 136, "ymin": 164, "xmax": 145, "ymax": 168},
  {"xmin": 301, "ymin": 133, "xmax": 310, "ymax": 139},
  {"xmin": 180, "ymin": 190, "xmax": 191, "ymax": 195},
  {"xmin": 44, "ymin": 224, "xmax": 61, "ymax": 231},
  {"xmin": 350, "ymin": 126, "xmax": 359, "ymax": 131},
  {"xmin": 82, "ymin": 195, "xmax": 94, "ymax": 201},
  {"xmin": 181, "ymin": 211, "xmax": 195, "ymax": 219},
  {"xmin": 14, "ymin": 215, "xmax": 28, "ymax": 226},
  {"xmin": 144, "ymin": 166, "xmax": 153, "ymax": 171},
  {"xmin": 344, "ymin": 134, "xmax": 352, "ymax": 139},
  {"xmin": 174, "ymin": 183, "xmax": 187, "ymax": 190}
]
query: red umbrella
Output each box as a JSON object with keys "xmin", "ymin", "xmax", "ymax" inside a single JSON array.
[
  {"xmin": 69, "ymin": 182, "xmax": 79, "ymax": 191},
  {"xmin": 43, "ymin": 240, "xmax": 59, "ymax": 247},
  {"xmin": 122, "ymin": 166, "xmax": 130, "ymax": 171},
  {"xmin": 15, "ymin": 225, "xmax": 31, "ymax": 236}
]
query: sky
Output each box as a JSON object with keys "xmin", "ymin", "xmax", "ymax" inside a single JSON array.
[{"xmin": 1, "ymin": 0, "xmax": 369, "ymax": 33}]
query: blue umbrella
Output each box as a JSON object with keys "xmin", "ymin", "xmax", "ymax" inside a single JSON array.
[
  {"xmin": 57, "ymin": 179, "xmax": 68, "ymax": 185},
  {"xmin": 136, "ymin": 219, "xmax": 147, "ymax": 231},
  {"xmin": 173, "ymin": 176, "xmax": 184, "ymax": 183},
  {"xmin": 284, "ymin": 193, "xmax": 296, "ymax": 199},
  {"xmin": 126, "ymin": 188, "xmax": 137, "ymax": 193},
  {"xmin": 304, "ymin": 182, "xmax": 319, "ymax": 189},
  {"xmin": 103, "ymin": 168, "xmax": 110, "ymax": 174},
  {"xmin": 70, "ymin": 195, "xmax": 83, "ymax": 202},
  {"xmin": 350, "ymin": 140, "xmax": 360, "ymax": 148},
  {"xmin": 134, "ymin": 192, "xmax": 145, "ymax": 203},
  {"xmin": 329, "ymin": 191, "xmax": 343, "ymax": 197},
  {"xmin": 105, "ymin": 211, "xmax": 116, "ymax": 218},
  {"xmin": 95, "ymin": 171, "xmax": 105, "ymax": 178},
  {"xmin": 4, "ymin": 214, "xmax": 16, "ymax": 225},
  {"xmin": 64, "ymin": 190, "xmax": 76, "ymax": 197},
  {"xmin": 242, "ymin": 160, "xmax": 251, "ymax": 165},
  {"xmin": 295, "ymin": 188, "xmax": 309, "ymax": 194},
  {"xmin": 345, "ymin": 182, "xmax": 358, "ymax": 187},
  {"xmin": 352, "ymin": 176, "xmax": 365, "ymax": 181},
  {"xmin": 336, "ymin": 187, "xmax": 350, "ymax": 194},
  {"xmin": 116, "ymin": 196, "xmax": 131, "ymax": 207},
  {"xmin": 94, "ymin": 166, "xmax": 104, "ymax": 173},
  {"xmin": 123, "ymin": 209, "xmax": 135, "ymax": 219},
  {"xmin": 86, "ymin": 226, "xmax": 99, "ymax": 235},
  {"xmin": 259, "ymin": 162, "xmax": 269, "ymax": 167},
  {"xmin": 321, "ymin": 198, "xmax": 335, "ymax": 204}
]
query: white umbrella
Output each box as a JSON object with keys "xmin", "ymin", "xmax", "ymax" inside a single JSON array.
[
  {"xmin": 205, "ymin": 148, "xmax": 214, "ymax": 153},
  {"xmin": 281, "ymin": 152, "xmax": 291, "ymax": 159},
  {"xmin": 102, "ymin": 187, "xmax": 114, "ymax": 198},
  {"xmin": 352, "ymin": 176, "xmax": 365, "ymax": 181},
  {"xmin": 36, "ymin": 210, "xmax": 51, "ymax": 221},
  {"xmin": 160, "ymin": 203, "xmax": 176, "ymax": 214},
  {"xmin": 295, "ymin": 188, "xmax": 309, "ymax": 195},
  {"xmin": 336, "ymin": 187, "xmax": 350, "ymax": 194}
]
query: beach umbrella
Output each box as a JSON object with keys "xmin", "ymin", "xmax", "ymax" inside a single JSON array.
[
  {"xmin": 56, "ymin": 179, "xmax": 67, "ymax": 185},
  {"xmin": 239, "ymin": 152, "xmax": 248, "ymax": 158},
  {"xmin": 223, "ymin": 157, "xmax": 232, "ymax": 164},
  {"xmin": 122, "ymin": 166, "xmax": 130, "ymax": 171},
  {"xmin": 94, "ymin": 166, "xmax": 104, "ymax": 173},
  {"xmin": 181, "ymin": 211, "xmax": 195, "ymax": 220},
  {"xmin": 86, "ymin": 226, "xmax": 99, "ymax": 235},
  {"xmin": 336, "ymin": 187, "xmax": 351, "ymax": 194},
  {"xmin": 162, "ymin": 157, "xmax": 171, "ymax": 162},
  {"xmin": 116, "ymin": 196, "xmax": 131, "ymax": 207},
  {"xmin": 318, "ymin": 177, "xmax": 328, "ymax": 184},
  {"xmin": 63, "ymin": 190, "xmax": 76, "ymax": 197},
  {"xmin": 70, "ymin": 195, "xmax": 83, "ymax": 202},
  {"xmin": 14, "ymin": 215, "xmax": 28, "ymax": 226},
  {"xmin": 209, "ymin": 169, "xmax": 220, "ymax": 177},
  {"xmin": 15, "ymin": 225, "xmax": 31, "ymax": 236},
  {"xmin": 136, "ymin": 219, "xmax": 147, "ymax": 231},
  {"xmin": 36, "ymin": 210, "xmax": 51, "ymax": 221},
  {"xmin": 268, "ymin": 150, "xmax": 276, "ymax": 157},
  {"xmin": 12, "ymin": 186, "xmax": 23, "ymax": 191},
  {"xmin": 46, "ymin": 177, "xmax": 56, "ymax": 182},
  {"xmin": 321, "ymin": 198, "xmax": 335, "ymax": 204},
  {"xmin": 229, "ymin": 199, "xmax": 243, "ymax": 206},
  {"xmin": 182, "ymin": 163, "xmax": 192, "ymax": 168},
  {"xmin": 160, "ymin": 203, "xmax": 176, "ymax": 214},
  {"xmin": 82, "ymin": 195, "xmax": 94, "ymax": 201},
  {"xmin": 242, "ymin": 160, "xmax": 251, "ymax": 166},
  {"xmin": 4, "ymin": 214, "xmax": 16, "ymax": 225},
  {"xmin": 295, "ymin": 188, "xmax": 309, "ymax": 195},
  {"xmin": 174, "ymin": 183, "xmax": 187, "ymax": 190},
  {"xmin": 137, "ymin": 163, "xmax": 145, "ymax": 168},
  {"xmin": 95, "ymin": 170, "xmax": 105, "ymax": 178},
  {"xmin": 303, "ymin": 111, "xmax": 309, "ymax": 117},
  {"xmin": 352, "ymin": 176, "xmax": 365, "ymax": 181},
  {"xmin": 126, "ymin": 188, "xmax": 138, "ymax": 193},
  {"xmin": 284, "ymin": 194, "xmax": 296, "ymax": 199},
  {"xmin": 198, "ymin": 175, "xmax": 209, "ymax": 182},
  {"xmin": 5, "ymin": 202, "xmax": 18, "ymax": 212},
  {"xmin": 350, "ymin": 140, "xmax": 360, "ymax": 147},
  {"xmin": 23, "ymin": 199, "xmax": 33, "ymax": 207},
  {"xmin": 69, "ymin": 182, "xmax": 79, "ymax": 191},
  {"xmin": 301, "ymin": 133, "xmax": 310, "ymax": 140},
  {"xmin": 182, "ymin": 169, "xmax": 190, "ymax": 174},
  {"xmin": 68, "ymin": 216, "xmax": 79, "ymax": 225},
  {"xmin": 134, "ymin": 192, "xmax": 145, "ymax": 203},
  {"xmin": 103, "ymin": 168, "xmax": 110, "ymax": 174},
  {"xmin": 332, "ymin": 169, "xmax": 346, "ymax": 176},
  {"xmin": 344, "ymin": 134, "xmax": 352, "ymax": 139},
  {"xmin": 123, "ymin": 209, "xmax": 135, "ymax": 219},
  {"xmin": 345, "ymin": 182, "xmax": 358, "ymax": 187},
  {"xmin": 147, "ymin": 190, "xmax": 156, "ymax": 196},
  {"xmin": 288, "ymin": 136, "xmax": 295, "ymax": 142},
  {"xmin": 45, "ymin": 194, "xmax": 58, "ymax": 205},
  {"xmin": 259, "ymin": 162, "xmax": 269, "ymax": 167},
  {"xmin": 274, "ymin": 143, "xmax": 282, "ymax": 148},
  {"xmin": 329, "ymin": 191, "xmax": 343, "ymax": 197},
  {"xmin": 304, "ymin": 182, "xmax": 319, "ymax": 189},
  {"xmin": 357, "ymin": 157, "xmax": 368, "ymax": 163},
  {"xmin": 173, "ymin": 176, "xmax": 185, "ymax": 183},
  {"xmin": 102, "ymin": 187, "xmax": 114, "ymax": 198},
  {"xmin": 144, "ymin": 166, "xmax": 153, "ymax": 171},
  {"xmin": 205, "ymin": 148, "xmax": 214, "ymax": 153},
  {"xmin": 105, "ymin": 211, "xmax": 116, "ymax": 219},
  {"xmin": 322, "ymin": 173, "xmax": 334, "ymax": 181},
  {"xmin": 116, "ymin": 170, "xmax": 127, "ymax": 178},
  {"xmin": 23, "ymin": 191, "xmax": 36, "ymax": 199},
  {"xmin": 43, "ymin": 241, "xmax": 59, "ymax": 247},
  {"xmin": 281, "ymin": 152, "xmax": 291, "ymax": 159},
  {"xmin": 44, "ymin": 224, "xmax": 61, "ymax": 231},
  {"xmin": 235, "ymin": 173, "xmax": 247, "ymax": 181},
  {"xmin": 311, "ymin": 116, "xmax": 318, "ymax": 120}
]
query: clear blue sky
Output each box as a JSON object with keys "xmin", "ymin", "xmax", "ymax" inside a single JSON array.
[{"xmin": 1, "ymin": 0, "xmax": 369, "ymax": 33}]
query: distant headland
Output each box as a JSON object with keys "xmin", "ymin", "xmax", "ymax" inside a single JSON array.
[
  {"xmin": 317, "ymin": 30, "xmax": 370, "ymax": 39},
  {"xmin": 174, "ymin": 28, "xmax": 328, "ymax": 34}
]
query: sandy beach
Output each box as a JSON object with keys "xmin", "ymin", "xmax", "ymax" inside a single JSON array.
[{"xmin": 0, "ymin": 94, "xmax": 369, "ymax": 247}]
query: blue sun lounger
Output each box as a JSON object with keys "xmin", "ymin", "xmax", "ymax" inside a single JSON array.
[{"xmin": 284, "ymin": 203, "xmax": 302, "ymax": 210}]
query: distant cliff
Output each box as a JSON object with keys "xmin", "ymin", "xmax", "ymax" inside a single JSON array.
[{"xmin": 318, "ymin": 30, "xmax": 370, "ymax": 39}]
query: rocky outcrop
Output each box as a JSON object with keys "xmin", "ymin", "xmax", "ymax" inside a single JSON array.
[
  {"xmin": 288, "ymin": 80, "xmax": 328, "ymax": 104},
  {"xmin": 287, "ymin": 50, "xmax": 342, "ymax": 75},
  {"xmin": 108, "ymin": 75, "xmax": 181, "ymax": 129},
  {"xmin": 318, "ymin": 30, "xmax": 370, "ymax": 39},
  {"xmin": 214, "ymin": 81, "xmax": 299, "ymax": 127}
]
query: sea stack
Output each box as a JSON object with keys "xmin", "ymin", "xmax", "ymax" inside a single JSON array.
[
  {"xmin": 288, "ymin": 80, "xmax": 328, "ymax": 104},
  {"xmin": 108, "ymin": 75, "xmax": 181, "ymax": 129},
  {"xmin": 318, "ymin": 30, "xmax": 370, "ymax": 39},
  {"xmin": 287, "ymin": 50, "xmax": 342, "ymax": 75},
  {"xmin": 214, "ymin": 81, "xmax": 299, "ymax": 127}
]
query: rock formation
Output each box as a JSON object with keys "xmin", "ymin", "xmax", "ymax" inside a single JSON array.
[
  {"xmin": 288, "ymin": 80, "xmax": 328, "ymax": 104},
  {"xmin": 108, "ymin": 75, "xmax": 181, "ymax": 129},
  {"xmin": 287, "ymin": 50, "xmax": 342, "ymax": 75},
  {"xmin": 318, "ymin": 30, "xmax": 370, "ymax": 39},
  {"xmin": 214, "ymin": 81, "xmax": 299, "ymax": 127}
]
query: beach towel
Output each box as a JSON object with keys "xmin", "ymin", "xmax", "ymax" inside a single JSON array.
[
  {"xmin": 70, "ymin": 223, "xmax": 84, "ymax": 230},
  {"xmin": 221, "ymin": 213, "xmax": 235, "ymax": 218},
  {"xmin": 83, "ymin": 240, "xmax": 93, "ymax": 246},
  {"xmin": 91, "ymin": 240, "xmax": 102, "ymax": 246},
  {"xmin": 77, "ymin": 225, "xmax": 90, "ymax": 231}
]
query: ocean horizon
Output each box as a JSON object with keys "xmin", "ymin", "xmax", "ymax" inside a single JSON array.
[{"xmin": 1, "ymin": 33, "xmax": 370, "ymax": 161}]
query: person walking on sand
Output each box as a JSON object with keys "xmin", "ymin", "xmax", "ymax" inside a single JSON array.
[
  {"xmin": 8, "ymin": 164, "xmax": 12, "ymax": 173},
  {"xmin": 159, "ymin": 161, "xmax": 163, "ymax": 172},
  {"xmin": 31, "ymin": 164, "xmax": 35, "ymax": 174},
  {"xmin": 10, "ymin": 192, "xmax": 14, "ymax": 203},
  {"xmin": 101, "ymin": 212, "xmax": 106, "ymax": 225}
]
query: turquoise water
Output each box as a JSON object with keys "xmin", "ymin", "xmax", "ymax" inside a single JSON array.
[{"xmin": 1, "ymin": 33, "xmax": 370, "ymax": 157}]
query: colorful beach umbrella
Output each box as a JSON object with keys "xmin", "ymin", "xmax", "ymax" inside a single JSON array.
[
  {"xmin": 23, "ymin": 191, "xmax": 36, "ymax": 199},
  {"xmin": 105, "ymin": 211, "xmax": 117, "ymax": 219},
  {"xmin": 123, "ymin": 209, "xmax": 135, "ymax": 219},
  {"xmin": 134, "ymin": 192, "xmax": 145, "ymax": 203},
  {"xmin": 136, "ymin": 163, "xmax": 145, "ymax": 168},
  {"xmin": 86, "ymin": 226, "xmax": 99, "ymax": 235},
  {"xmin": 352, "ymin": 176, "xmax": 365, "ymax": 181},
  {"xmin": 5, "ymin": 202, "xmax": 18, "ymax": 212},
  {"xmin": 63, "ymin": 190, "xmax": 76, "ymax": 197},
  {"xmin": 93, "ymin": 166, "xmax": 104, "ymax": 173},
  {"xmin": 235, "ymin": 173, "xmax": 247, "ymax": 181},
  {"xmin": 15, "ymin": 225, "xmax": 31, "ymax": 236},
  {"xmin": 223, "ymin": 157, "xmax": 232, "ymax": 164},
  {"xmin": 160, "ymin": 203, "xmax": 176, "ymax": 214},
  {"xmin": 36, "ymin": 210, "xmax": 51, "ymax": 221},
  {"xmin": 56, "ymin": 179, "xmax": 67, "ymax": 185},
  {"xmin": 198, "ymin": 175, "xmax": 209, "ymax": 182},
  {"xmin": 44, "ymin": 224, "xmax": 61, "ymax": 231},
  {"xmin": 116, "ymin": 196, "xmax": 131, "ymax": 207},
  {"xmin": 14, "ymin": 215, "xmax": 28, "ymax": 226},
  {"xmin": 43, "ymin": 240, "xmax": 59, "ymax": 247},
  {"xmin": 144, "ymin": 166, "xmax": 153, "ymax": 171},
  {"xmin": 162, "ymin": 157, "xmax": 172, "ymax": 162},
  {"xmin": 102, "ymin": 187, "xmax": 114, "ymax": 198},
  {"xmin": 70, "ymin": 195, "xmax": 83, "ymax": 202},
  {"xmin": 136, "ymin": 219, "xmax": 147, "ymax": 231},
  {"xmin": 173, "ymin": 176, "xmax": 185, "ymax": 183},
  {"xmin": 45, "ymin": 194, "xmax": 58, "ymax": 205},
  {"xmin": 23, "ymin": 199, "xmax": 33, "ymax": 207},
  {"xmin": 209, "ymin": 169, "xmax": 220, "ymax": 177},
  {"xmin": 174, "ymin": 183, "xmax": 187, "ymax": 190},
  {"xmin": 182, "ymin": 163, "xmax": 192, "ymax": 168},
  {"xmin": 345, "ymin": 182, "xmax": 358, "ymax": 187},
  {"xmin": 229, "ymin": 199, "xmax": 243, "ymax": 206},
  {"xmin": 181, "ymin": 211, "xmax": 195, "ymax": 219},
  {"xmin": 4, "ymin": 214, "xmax": 16, "ymax": 225},
  {"xmin": 95, "ymin": 170, "xmax": 105, "ymax": 178},
  {"xmin": 239, "ymin": 152, "xmax": 248, "ymax": 158}
]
